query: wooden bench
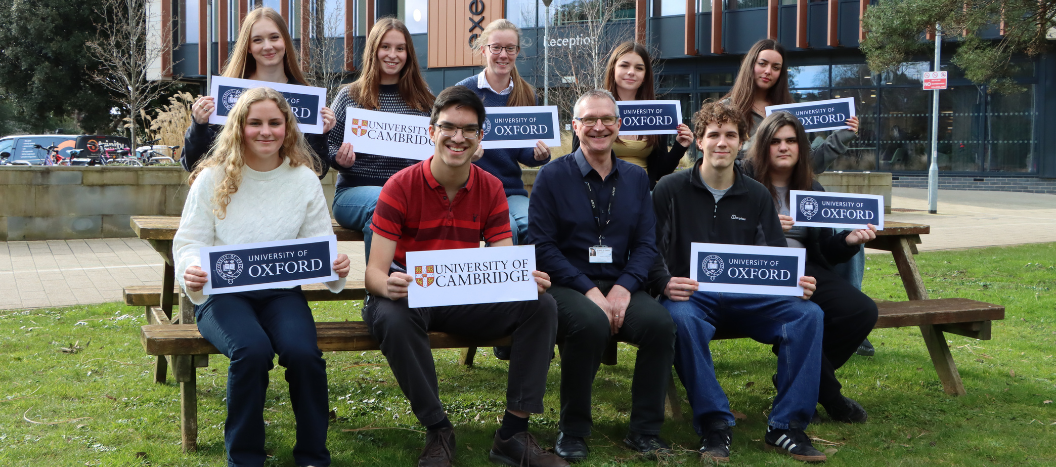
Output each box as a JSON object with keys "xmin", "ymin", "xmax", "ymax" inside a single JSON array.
[{"xmin": 142, "ymin": 297, "xmax": 1003, "ymax": 452}]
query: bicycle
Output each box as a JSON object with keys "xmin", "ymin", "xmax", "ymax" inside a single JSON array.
[
  {"xmin": 100, "ymin": 147, "xmax": 142, "ymax": 166},
  {"xmin": 136, "ymin": 139, "xmax": 180, "ymax": 165},
  {"xmin": 33, "ymin": 144, "xmax": 68, "ymax": 166}
]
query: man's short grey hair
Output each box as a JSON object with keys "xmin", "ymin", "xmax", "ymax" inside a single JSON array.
[{"xmin": 573, "ymin": 89, "xmax": 618, "ymax": 119}]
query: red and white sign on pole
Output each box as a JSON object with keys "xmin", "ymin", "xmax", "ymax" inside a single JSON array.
[{"xmin": 923, "ymin": 71, "xmax": 948, "ymax": 90}]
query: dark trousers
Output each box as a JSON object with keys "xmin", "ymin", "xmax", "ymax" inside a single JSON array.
[
  {"xmin": 361, "ymin": 293, "xmax": 558, "ymax": 426},
  {"xmin": 549, "ymin": 281, "xmax": 676, "ymax": 437},
  {"xmin": 195, "ymin": 289, "xmax": 330, "ymax": 467},
  {"xmin": 806, "ymin": 263, "xmax": 879, "ymax": 405}
]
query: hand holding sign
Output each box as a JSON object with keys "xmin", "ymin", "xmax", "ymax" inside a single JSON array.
[
  {"xmin": 184, "ymin": 265, "xmax": 208, "ymax": 292},
  {"xmin": 799, "ymin": 275, "xmax": 816, "ymax": 300},
  {"xmin": 664, "ymin": 277, "xmax": 699, "ymax": 301},
  {"xmin": 844, "ymin": 224, "xmax": 878, "ymax": 246},
  {"xmin": 191, "ymin": 96, "xmax": 216, "ymax": 125}
]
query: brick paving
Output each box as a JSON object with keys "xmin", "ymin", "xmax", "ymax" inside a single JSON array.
[{"xmin": 1, "ymin": 188, "xmax": 1053, "ymax": 310}]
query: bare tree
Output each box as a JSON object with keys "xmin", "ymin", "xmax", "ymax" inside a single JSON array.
[
  {"xmin": 543, "ymin": 0, "xmax": 643, "ymax": 119},
  {"xmin": 86, "ymin": 0, "xmax": 177, "ymax": 148},
  {"xmin": 303, "ymin": 0, "xmax": 349, "ymax": 102}
]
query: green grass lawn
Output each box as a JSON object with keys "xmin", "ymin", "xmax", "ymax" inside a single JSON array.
[{"xmin": 1, "ymin": 243, "xmax": 1054, "ymax": 466}]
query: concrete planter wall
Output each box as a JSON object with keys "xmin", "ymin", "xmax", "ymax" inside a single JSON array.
[{"xmin": 1, "ymin": 166, "xmax": 888, "ymax": 241}]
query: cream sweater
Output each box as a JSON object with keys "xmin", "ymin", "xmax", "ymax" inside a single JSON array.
[{"xmin": 173, "ymin": 158, "xmax": 346, "ymax": 304}]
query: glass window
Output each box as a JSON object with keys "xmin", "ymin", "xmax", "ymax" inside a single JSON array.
[
  {"xmin": 792, "ymin": 89, "xmax": 830, "ymax": 103},
  {"xmin": 986, "ymin": 85, "xmax": 1036, "ymax": 173},
  {"xmin": 184, "ymin": 0, "xmax": 199, "ymax": 43},
  {"xmin": 658, "ymin": 74, "xmax": 691, "ymax": 90},
  {"xmin": 508, "ymin": 0, "xmax": 541, "ymax": 28},
  {"xmin": 877, "ymin": 87, "xmax": 932, "ymax": 171},
  {"xmin": 726, "ymin": 0, "xmax": 768, "ymax": 10},
  {"xmin": 787, "ymin": 65, "xmax": 829, "ymax": 89},
  {"xmin": 658, "ymin": 0, "xmax": 687, "ymax": 15},
  {"xmin": 398, "ymin": 0, "xmax": 428, "ymax": 34},
  {"xmin": 553, "ymin": 0, "xmax": 635, "ymax": 25},
  {"xmin": 781, "ymin": 0, "xmax": 796, "ymax": 4},
  {"xmin": 820, "ymin": 88, "xmax": 878, "ymax": 171},
  {"xmin": 832, "ymin": 64, "xmax": 874, "ymax": 87},
  {"xmin": 353, "ymin": 0, "xmax": 366, "ymax": 36},
  {"xmin": 699, "ymin": 71, "xmax": 734, "ymax": 87},
  {"xmin": 698, "ymin": 0, "xmax": 713, "ymax": 13},
  {"xmin": 881, "ymin": 61, "xmax": 929, "ymax": 86}
]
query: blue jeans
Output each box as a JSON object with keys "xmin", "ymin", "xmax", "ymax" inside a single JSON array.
[
  {"xmin": 333, "ymin": 185, "xmax": 382, "ymax": 260},
  {"xmin": 662, "ymin": 291, "xmax": 823, "ymax": 434},
  {"xmin": 832, "ymin": 244, "xmax": 865, "ymax": 290},
  {"xmin": 195, "ymin": 289, "xmax": 330, "ymax": 467},
  {"xmin": 507, "ymin": 194, "xmax": 529, "ymax": 245}
]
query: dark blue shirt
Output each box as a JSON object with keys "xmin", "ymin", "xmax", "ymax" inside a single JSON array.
[{"xmin": 527, "ymin": 149, "xmax": 657, "ymax": 294}]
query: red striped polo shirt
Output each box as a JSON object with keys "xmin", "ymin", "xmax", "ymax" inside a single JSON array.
[{"xmin": 371, "ymin": 156, "xmax": 512, "ymax": 268}]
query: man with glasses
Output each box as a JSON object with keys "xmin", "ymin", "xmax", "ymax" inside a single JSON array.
[
  {"xmin": 363, "ymin": 85, "xmax": 568, "ymax": 467},
  {"xmin": 527, "ymin": 89, "xmax": 676, "ymax": 462}
]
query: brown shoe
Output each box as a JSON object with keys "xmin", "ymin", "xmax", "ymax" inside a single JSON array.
[
  {"xmin": 488, "ymin": 430, "xmax": 569, "ymax": 467},
  {"xmin": 419, "ymin": 427, "xmax": 456, "ymax": 467}
]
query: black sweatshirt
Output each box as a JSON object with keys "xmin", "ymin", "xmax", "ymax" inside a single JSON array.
[{"xmin": 647, "ymin": 158, "xmax": 786, "ymax": 296}]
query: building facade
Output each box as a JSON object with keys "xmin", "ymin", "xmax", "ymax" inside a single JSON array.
[{"xmin": 152, "ymin": 0, "xmax": 1056, "ymax": 187}]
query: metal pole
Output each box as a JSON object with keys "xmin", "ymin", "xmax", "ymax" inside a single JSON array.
[
  {"xmin": 206, "ymin": 0, "xmax": 213, "ymax": 92},
  {"xmin": 927, "ymin": 24, "xmax": 941, "ymax": 214},
  {"xmin": 543, "ymin": 3, "xmax": 550, "ymax": 106}
]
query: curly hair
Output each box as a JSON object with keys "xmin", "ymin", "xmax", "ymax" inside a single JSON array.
[
  {"xmin": 692, "ymin": 100, "xmax": 748, "ymax": 142},
  {"xmin": 188, "ymin": 87, "xmax": 319, "ymax": 219}
]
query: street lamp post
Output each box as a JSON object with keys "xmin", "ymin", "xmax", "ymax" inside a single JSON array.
[
  {"xmin": 927, "ymin": 24, "xmax": 941, "ymax": 214},
  {"xmin": 542, "ymin": 0, "xmax": 553, "ymax": 106}
]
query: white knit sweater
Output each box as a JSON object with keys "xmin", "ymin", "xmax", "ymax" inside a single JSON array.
[{"xmin": 173, "ymin": 158, "xmax": 346, "ymax": 304}]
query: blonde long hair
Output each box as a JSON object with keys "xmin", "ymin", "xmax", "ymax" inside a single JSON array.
[
  {"xmin": 346, "ymin": 17, "xmax": 434, "ymax": 112},
  {"xmin": 189, "ymin": 87, "xmax": 319, "ymax": 219},
  {"xmin": 222, "ymin": 7, "xmax": 308, "ymax": 84},
  {"xmin": 472, "ymin": 19, "xmax": 536, "ymax": 107}
]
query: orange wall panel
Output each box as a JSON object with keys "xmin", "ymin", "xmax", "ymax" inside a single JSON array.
[{"xmin": 428, "ymin": 0, "xmax": 505, "ymax": 68}]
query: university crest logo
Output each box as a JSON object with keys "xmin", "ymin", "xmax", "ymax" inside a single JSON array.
[
  {"xmin": 215, "ymin": 254, "xmax": 243, "ymax": 284},
  {"xmin": 221, "ymin": 88, "xmax": 244, "ymax": 112},
  {"xmin": 348, "ymin": 118, "xmax": 370, "ymax": 136},
  {"xmin": 414, "ymin": 265, "xmax": 436, "ymax": 288},
  {"xmin": 799, "ymin": 196, "xmax": 820, "ymax": 220},
  {"xmin": 701, "ymin": 255, "xmax": 724, "ymax": 282},
  {"xmin": 481, "ymin": 117, "xmax": 492, "ymax": 138}
]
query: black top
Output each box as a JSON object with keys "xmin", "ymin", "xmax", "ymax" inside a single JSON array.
[
  {"xmin": 528, "ymin": 148, "xmax": 658, "ymax": 295},
  {"xmin": 181, "ymin": 79, "xmax": 329, "ymax": 179},
  {"xmin": 570, "ymin": 133, "xmax": 688, "ymax": 188},
  {"xmin": 647, "ymin": 158, "xmax": 786, "ymax": 295}
]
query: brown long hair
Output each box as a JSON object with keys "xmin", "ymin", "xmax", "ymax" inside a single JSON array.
[
  {"xmin": 723, "ymin": 39, "xmax": 793, "ymax": 135},
  {"xmin": 346, "ymin": 17, "xmax": 434, "ymax": 112},
  {"xmin": 472, "ymin": 19, "xmax": 537, "ymax": 107},
  {"xmin": 189, "ymin": 87, "xmax": 319, "ymax": 219},
  {"xmin": 603, "ymin": 41, "xmax": 658, "ymax": 147},
  {"xmin": 222, "ymin": 7, "xmax": 307, "ymax": 84},
  {"xmin": 745, "ymin": 111, "xmax": 814, "ymax": 208}
]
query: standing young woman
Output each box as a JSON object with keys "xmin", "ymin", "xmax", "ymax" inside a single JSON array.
[
  {"xmin": 725, "ymin": 39, "xmax": 858, "ymax": 172},
  {"xmin": 174, "ymin": 87, "xmax": 351, "ymax": 466},
  {"xmin": 183, "ymin": 6, "xmax": 335, "ymax": 176},
  {"xmin": 326, "ymin": 18, "xmax": 435, "ymax": 258},
  {"xmin": 742, "ymin": 111, "xmax": 878, "ymax": 424},
  {"xmin": 571, "ymin": 41, "xmax": 693, "ymax": 187},
  {"xmin": 456, "ymin": 19, "xmax": 551, "ymax": 245}
]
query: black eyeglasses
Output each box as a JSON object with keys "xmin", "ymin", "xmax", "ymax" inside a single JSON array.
[
  {"xmin": 575, "ymin": 116, "xmax": 619, "ymax": 127},
  {"xmin": 485, "ymin": 44, "xmax": 519, "ymax": 55},
  {"xmin": 435, "ymin": 123, "xmax": 481, "ymax": 140}
]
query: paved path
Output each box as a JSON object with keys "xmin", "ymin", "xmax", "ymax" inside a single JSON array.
[{"xmin": 1, "ymin": 188, "xmax": 1053, "ymax": 310}]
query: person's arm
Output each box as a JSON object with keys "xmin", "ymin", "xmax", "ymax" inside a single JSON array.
[
  {"xmin": 297, "ymin": 177, "xmax": 348, "ymax": 292},
  {"xmin": 181, "ymin": 121, "xmax": 217, "ymax": 172},
  {"xmin": 365, "ymin": 235, "xmax": 411, "ymax": 299},
  {"xmin": 647, "ymin": 130, "xmax": 690, "ymax": 184},
  {"xmin": 755, "ymin": 191, "xmax": 789, "ymax": 247},
  {"xmin": 326, "ymin": 88, "xmax": 352, "ymax": 170},
  {"xmin": 646, "ymin": 180, "xmax": 675, "ymax": 296},
  {"xmin": 811, "ymin": 125, "xmax": 857, "ymax": 174},
  {"xmin": 172, "ymin": 171, "xmax": 216, "ymax": 305},
  {"xmin": 526, "ymin": 166, "xmax": 595, "ymax": 294},
  {"xmin": 517, "ymin": 145, "xmax": 550, "ymax": 167},
  {"xmin": 614, "ymin": 173, "xmax": 658, "ymax": 295}
]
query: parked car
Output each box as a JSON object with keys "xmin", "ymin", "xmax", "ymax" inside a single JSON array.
[{"xmin": 0, "ymin": 135, "xmax": 79, "ymax": 165}]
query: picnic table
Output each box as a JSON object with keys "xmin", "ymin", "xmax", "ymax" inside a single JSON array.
[{"xmin": 128, "ymin": 216, "xmax": 1003, "ymax": 451}]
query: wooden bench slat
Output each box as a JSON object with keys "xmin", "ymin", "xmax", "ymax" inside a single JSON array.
[
  {"xmin": 131, "ymin": 216, "xmax": 364, "ymax": 242},
  {"xmin": 125, "ymin": 282, "xmax": 367, "ymax": 306}
]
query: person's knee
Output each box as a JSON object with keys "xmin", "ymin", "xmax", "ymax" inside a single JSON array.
[
  {"xmin": 561, "ymin": 304, "xmax": 611, "ymax": 347},
  {"xmin": 368, "ymin": 301, "xmax": 423, "ymax": 341},
  {"xmin": 231, "ymin": 340, "xmax": 275, "ymax": 370}
]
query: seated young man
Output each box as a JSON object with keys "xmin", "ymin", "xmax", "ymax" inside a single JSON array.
[
  {"xmin": 363, "ymin": 85, "xmax": 568, "ymax": 467},
  {"xmin": 527, "ymin": 89, "xmax": 676, "ymax": 462},
  {"xmin": 648, "ymin": 101, "xmax": 828, "ymax": 463}
]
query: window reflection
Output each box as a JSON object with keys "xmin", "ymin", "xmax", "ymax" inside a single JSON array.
[{"xmin": 398, "ymin": 0, "xmax": 428, "ymax": 34}]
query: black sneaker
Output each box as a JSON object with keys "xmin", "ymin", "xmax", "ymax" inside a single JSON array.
[
  {"xmin": 623, "ymin": 432, "xmax": 671, "ymax": 460},
  {"xmin": 493, "ymin": 346, "xmax": 511, "ymax": 361},
  {"xmin": 698, "ymin": 421, "xmax": 732, "ymax": 463},
  {"xmin": 764, "ymin": 426, "xmax": 826, "ymax": 462},
  {"xmin": 821, "ymin": 395, "xmax": 868, "ymax": 423},
  {"xmin": 856, "ymin": 339, "xmax": 875, "ymax": 357}
]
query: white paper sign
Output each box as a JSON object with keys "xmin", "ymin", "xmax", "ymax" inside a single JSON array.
[
  {"xmin": 200, "ymin": 235, "xmax": 338, "ymax": 295},
  {"xmin": 765, "ymin": 97, "xmax": 856, "ymax": 133},
  {"xmin": 343, "ymin": 108, "xmax": 435, "ymax": 160},
  {"xmin": 405, "ymin": 245, "xmax": 537, "ymax": 308},
  {"xmin": 480, "ymin": 106, "xmax": 562, "ymax": 149},
  {"xmin": 208, "ymin": 76, "xmax": 327, "ymax": 133},
  {"xmin": 690, "ymin": 243, "xmax": 805, "ymax": 296},
  {"xmin": 789, "ymin": 191, "xmax": 885, "ymax": 230},
  {"xmin": 616, "ymin": 100, "xmax": 683, "ymax": 135}
]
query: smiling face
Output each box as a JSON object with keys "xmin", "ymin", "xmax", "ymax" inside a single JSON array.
[
  {"xmin": 429, "ymin": 104, "xmax": 480, "ymax": 170},
  {"xmin": 377, "ymin": 29, "xmax": 408, "ymax": 84},
  {"xmin": 482, "ymin": 29, "xmax": 519, "ymax": 80},
  {"xmin": 242, "ymin": 99, "xmax": 286, "ymax": 166},
  {"xmin": 249, "ymin": 18, "xmax": 286, "ymax": 70},
  {"xmin": 768, "ymin": 124, "xmax": 800, "ymax": 173},
  {"xmin": 753, "ymin": 49, "xmax": 783, "ymax": 91},
  {"xmin": 697, "ymin": 121, "xmax": 742, "ymax": 172},
  {"xmin": 573, "ymin": 96, "xmax": 621, "ymax": 157},
  {"xmin": 613, "ymin": 52, "xmax": 646, "ymax": 96}
]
